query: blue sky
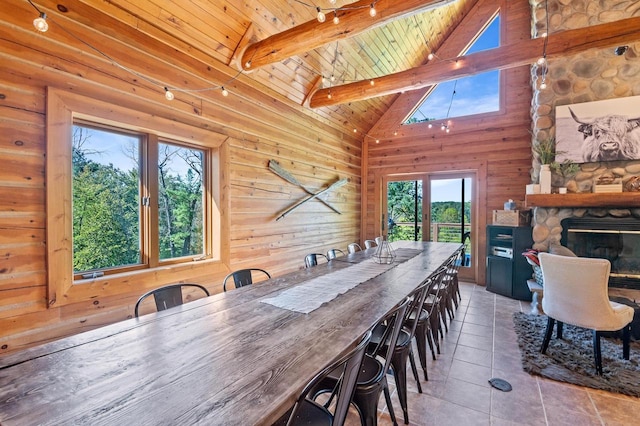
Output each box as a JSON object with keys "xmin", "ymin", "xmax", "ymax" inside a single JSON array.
[
  {"xmin": 431, "ymin": 178, "xmax": 472, "ymax": 202},
  {"xmin": 407, "ymin": 15, "xmax": 500, "ymax": 123}
]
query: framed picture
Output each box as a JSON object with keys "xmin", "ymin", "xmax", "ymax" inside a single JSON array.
[{"xmin": 555, "ymin": 95, "xmax": 640, "ymax": 163}]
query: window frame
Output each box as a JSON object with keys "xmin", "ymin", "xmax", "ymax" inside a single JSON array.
[{"xmin": 46, "ymin": 88, "xmax": 225, "ymax": 307}]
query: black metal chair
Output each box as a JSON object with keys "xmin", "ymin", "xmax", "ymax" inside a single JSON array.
[
  {"xmin": 311, "ymin": 298, "xmax": 411, "ymax": 426},
  {"xmin": 347, "ymin": 243, "xmax": 363, "ymax": 254},
  {"xmin": 284, "ymin": 330, "xmax": 372, "ymax": 426},
  {"xmin": 305, "ymin": 253, "xmax": 329, "ymax": 268},
  {"xmin": 134, "ymin": 283, "xmax": 210, "ymax": 318},
  {"xmin": 222, "ymin": 268, "xmax": 271, "ymax": 292},
  {"xmin": 326, "ymin": 248, "xmax": 346, "ymax": 260},
  {"xmin": 370, "ymin": 279, "xmax": 432, "ymax": 424},
  {"xmin": 409, "ymin": 266, "xmax": 448, "ymax": 381}
]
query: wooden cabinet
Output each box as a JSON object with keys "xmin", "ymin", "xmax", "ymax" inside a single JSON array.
[{"xmin": 486, "ymin": 225, "xmax": 534, "ymax": 301}]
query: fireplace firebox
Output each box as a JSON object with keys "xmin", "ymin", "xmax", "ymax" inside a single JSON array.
[{"xmin": 561, "ymin": 217, "xmax": 640, "ymax": 289}]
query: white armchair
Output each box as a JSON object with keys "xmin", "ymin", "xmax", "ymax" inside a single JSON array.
[{"xmin": 538, "ymin": 252, "xmax": 635, "ymax": 375}]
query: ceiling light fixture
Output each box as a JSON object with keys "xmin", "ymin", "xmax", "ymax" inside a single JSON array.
[
  {"xmin": 164, "ymin": 87, "xmax": 175, "ymax": 101},
  {"xmin": 369, "ymin": 4, "xmax": 377, "ymax": 17},
  {"xmin": 317, "ymin": 7, "xmax": 326, "ymax": 23},
  {"xmin": 333, "ymin": 11, "xmax": 339, "ymax": 24},
  {"xmin": 221, "ymin": 87, "xmax": 229, "ymax": 96}
]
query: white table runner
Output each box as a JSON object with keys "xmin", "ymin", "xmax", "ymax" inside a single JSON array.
[{"xmin": 260, "ymin": 249, "xmax": 420, "ymax": 314}]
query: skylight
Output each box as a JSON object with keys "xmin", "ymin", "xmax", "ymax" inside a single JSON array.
[{"xmin": 405, "ymin": 14, "xmax": 501, "ymax": 125}]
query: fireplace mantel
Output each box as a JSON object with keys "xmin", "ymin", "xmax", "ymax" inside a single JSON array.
[{"xmin": 525, "ymin": 193, "xmax": 640, "ymax": 208}]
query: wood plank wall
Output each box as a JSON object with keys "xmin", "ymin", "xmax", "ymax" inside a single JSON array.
[
  {"xmin": 363, "ymin": 0, "xmax": 534, "ymax": 285},
  {"xmin": 0, "ymin": 0, "xmax": 360, "ymax": 353}
]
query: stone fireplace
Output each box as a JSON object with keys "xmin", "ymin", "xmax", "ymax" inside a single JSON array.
[{"xmin": 527, "ymin": 0, "xmax": 640, "ymax": 290}]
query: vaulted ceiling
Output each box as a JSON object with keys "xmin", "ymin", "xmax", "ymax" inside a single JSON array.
[{"xmin": 71, "ymin": 0, "xmax": 477, "ymax": 134}]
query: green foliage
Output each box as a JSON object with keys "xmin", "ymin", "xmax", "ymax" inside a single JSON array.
[
  {"xmin": 73, "ymin": 157, "xmax": 140, "ymax": 272},
  {"xmin": 533, "ymin": 137, "xmax": 564, "ymax": 165},
  {"xmin": 550, "ymin": 159, "xmax": 580, "ymax": 178},
  {"xmin": 72, "ymin": 133, "xmax": 204, "ymax": 274}
]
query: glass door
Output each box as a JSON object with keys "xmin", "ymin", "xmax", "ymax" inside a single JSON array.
[
  {"xmin": 427, "ymin": 175, "xmax": 474, "ymax": 280},
  {"xmin": 385, "ymin": 173, "xmax": 475, "ymax": 282},
  {"xmin": 386, "ymin": 180, "xmax": 423, "ymax": 242}
]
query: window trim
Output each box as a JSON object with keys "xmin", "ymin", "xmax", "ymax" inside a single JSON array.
[{"xmin": 46, "ymin": 88, "xmax": 226, "ymax": 307}]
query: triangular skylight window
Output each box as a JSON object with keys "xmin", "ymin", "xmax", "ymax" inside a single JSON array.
[{"xmin": 405, "ymin": 14, "xmax": 501, "ymax": 125}]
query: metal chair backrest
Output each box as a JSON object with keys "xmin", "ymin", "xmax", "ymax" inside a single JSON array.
[
  {"xmin": 304, "ymin": 253, "xmax": 328, "ymax": 268},
  {"xmin": 374, "ymin": 236, "xmax": 383, "ymax": 245},
  {"xmin": 223, "ymin": 268, "xmax": 271, "ymax": 291},
  {"xmin": 364, "ymin": 240, "xmax": 377, "ymax": 249},
  {"xmin": 369, "ymin": 297, "xmax": 411, "ymax": 376},
  {"xmin": 347, "ymin": 243, "xmax": 362, "ymax": 254},
  {"xmin": 134, "ymin": 283, "xmax": 209, "ymax": 317},
  {"xmin": 326, "ymin": 248, "xmax": 345, "ymax": 260},
  {"xmin": 286, "ymin": 330, "xmax": 372, "ymax": 426}
]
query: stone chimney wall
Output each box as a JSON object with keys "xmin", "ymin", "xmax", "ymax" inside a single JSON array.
[{"xmin": 529, "ymin": 0, "xmax": 640, "ymax": 251}]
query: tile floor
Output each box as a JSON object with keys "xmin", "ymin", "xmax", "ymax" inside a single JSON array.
[{"xmin": 344, "ymin": 282, "xmax": 640, "ymax": 426}]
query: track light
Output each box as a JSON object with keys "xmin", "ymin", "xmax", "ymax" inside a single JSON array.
[
  {"xmin": 33, "ymin": 12, "xmax": 48, "ymax": 32},
  {"xmin": 317, "ymin": 7, "xmax": 326, "ymax": 23},
  {"xmin": 164, "ymin": 87, "xmax": 174, "ymax": 101},
  {"xmin": 369, "ymin": 4, "xmax": 377, "ymax": 17},
  {"xmin": 614, "ymin": 46, "xmax": 629, "ymax": 56}
]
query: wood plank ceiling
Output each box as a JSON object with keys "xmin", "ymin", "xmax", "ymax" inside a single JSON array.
[{"xmin": 74, "ymin": 0, "xmax": 476, "ymax": 135}]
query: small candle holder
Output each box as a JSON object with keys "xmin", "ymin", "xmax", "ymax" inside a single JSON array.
[{"xmin": 373, "ymin": 238, "xmax": 396, "ymax": 264}]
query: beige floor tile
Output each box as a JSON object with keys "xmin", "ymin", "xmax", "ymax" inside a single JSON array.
[
  {"xmin": 453, "ymin": 344, "xmax": 493, "ymax": 367},
  {"xmin": 443, "ymin": 376, "xmax": 492, "ymax": 414},
  {"xmin": 538, "ymin": 379, "xmax": 598, "ymax": 418},
  {"xmin": 458, "ymin": 332, "xmax": 494, "ymax": 352},
  {"xmin": 589, "ymin": 391, "xmax": 640, "ymax": 425},
  {"xmin": 448, "ymin": 358, "xmax": 493, "ymax": 387}
]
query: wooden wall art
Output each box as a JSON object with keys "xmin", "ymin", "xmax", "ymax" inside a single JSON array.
[{"xmin": 268, "ymin": 160, "xmax": 346, "ymax": 221}]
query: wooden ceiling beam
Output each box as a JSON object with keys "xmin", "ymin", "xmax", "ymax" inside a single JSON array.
[
  {"xmin": 239, "ymin": 0, "xmax": 457, "ymax": 71},
  {"xmin": 309, "ymin": 16, "xmax": 640, "ymax": 108}
]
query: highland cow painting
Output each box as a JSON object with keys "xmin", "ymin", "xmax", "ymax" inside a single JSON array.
[{"xmin": 555, "ymin": 96, "xmax": 640, "ymax": 164}]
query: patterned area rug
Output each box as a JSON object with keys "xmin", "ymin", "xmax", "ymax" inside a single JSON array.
[{"xmin": 513, "ymin": 312, "xmax": 640, "ymax": 397}]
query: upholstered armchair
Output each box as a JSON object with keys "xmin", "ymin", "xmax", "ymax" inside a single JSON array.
[{"xmin": 538, "ymin": 252, "xmax": 635, "ymax": 375}]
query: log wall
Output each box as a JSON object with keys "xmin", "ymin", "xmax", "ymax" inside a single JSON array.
[{"xmin": 0, "ymin": 0, "xmax": 360, "ymax": 353}]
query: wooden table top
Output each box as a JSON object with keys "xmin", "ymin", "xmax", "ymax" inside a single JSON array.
[{"xmin": 0, "ymin": 241, "xmax": 461, "ymax": 425}]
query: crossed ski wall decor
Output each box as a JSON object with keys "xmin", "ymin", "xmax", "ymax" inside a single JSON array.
[{"xmin": 269, "ymin": 160, "xmax": 346, "ymax": 221}]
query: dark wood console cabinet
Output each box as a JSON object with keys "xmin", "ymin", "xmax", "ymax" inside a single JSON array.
[{"xmin": 486, "ymin": 225, "xmax": 533, "ymax": 301}]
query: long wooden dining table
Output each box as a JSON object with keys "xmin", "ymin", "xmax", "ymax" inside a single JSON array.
[{"xmin": 0, "ymin": 241, "xmax": 461, "ymax": 425}]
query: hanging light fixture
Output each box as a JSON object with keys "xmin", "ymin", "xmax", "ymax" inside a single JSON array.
[
  {"xmin": 317, "ymin": 7, "xmax": 326, "ymax": 23},
  {"xmin": 333, "ymin": 11, "xmax": 339, "ymax": 24},
  {"xmin": 221, "ymin": 87, "xmax": 229, "ymax": 97},
  {"xmin": 369, "ymin": 4, "xmax": 377, "ymax": 17},
  {"xmin": 538, "ymin": 1, "xmax": 550, "ymax": 90},
  {"xmin": 164, "ymin": 87, "xmax": 175, "ymax": 101},
  {"xmin": 33, "ymin": 12, "xmax": 48, "ymax": 32}
]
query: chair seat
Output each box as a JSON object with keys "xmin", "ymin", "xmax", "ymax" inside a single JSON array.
[
  {"xmin": 602, "ymin": 301, "xmax": 635, "ymax": 331},
  {"xmin": 287, "ymin": 400, "xmax": 333, "ymax": 426},
  {"xmin": 325, "ymin": 354, "xmax": 383, "ymax": 387}
]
